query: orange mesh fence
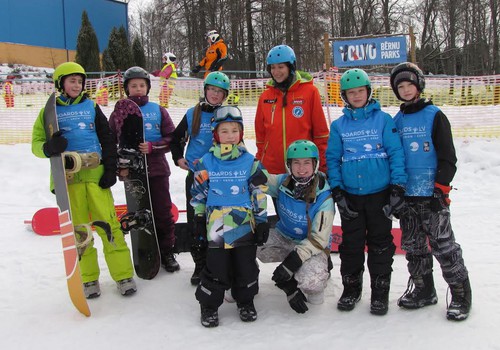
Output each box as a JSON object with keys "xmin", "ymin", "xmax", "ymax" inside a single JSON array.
[{"xmin": 1, "ymin": 71, "xmax": 499, "ymax": 144}]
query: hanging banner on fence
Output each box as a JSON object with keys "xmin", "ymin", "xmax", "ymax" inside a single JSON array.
[{"xmin": 333, "ymin": 36, "xmax": 407, "ymax": 67}]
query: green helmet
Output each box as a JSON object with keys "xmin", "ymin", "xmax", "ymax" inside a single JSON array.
[
  {"xmin": 123, "ymin": 66, "xmax": 151, "ymax": 96},
  {"xmin": 53, "ymin": 62, "xmax": 86, "ymax": 92},
  {"xmin": 204, "ymin": 71, "xmax": 230, "ymax": 92},
  {"xmin": 286, "ymin": 140, "xmax": 319, "ymax": 174},
  {"xmin": 340, "ymin": 69, "xmax": 372, "ymax": 106},
  {"xmin": 340, "ymin": 69, "xmax": 371, "ymax": 91}
]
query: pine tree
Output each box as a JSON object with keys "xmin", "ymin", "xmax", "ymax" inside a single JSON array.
[
  {"xmin": 132, "ymin": 36, "xmax": 146, "ymax": 68},
  {"xmin": 75, "ymin": 11, "xmax": 101, "ymax": 74},
  {"xmin": 107, "ymin": 26, "xmax": 133, "ymax": 72},
  {"xmin": 101, "ymin": 48, "xmax": 115, "ymax": 73}
]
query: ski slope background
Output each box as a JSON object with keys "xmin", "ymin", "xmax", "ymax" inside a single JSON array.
[{"xmin": 1, "ymin": 135, "xmax": 500, "ymax": 349}]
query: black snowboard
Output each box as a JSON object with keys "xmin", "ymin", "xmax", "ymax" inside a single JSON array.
[{"xmin": 113, "ymin": 99, "xmax": 161, "ymax": 280}]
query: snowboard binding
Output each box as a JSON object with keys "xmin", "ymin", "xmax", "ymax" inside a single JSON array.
[
  {"xmin": 74, "ymin": 221, "xmax": 114, "ymax": 258},
  {"xmin": 117, "ymin": 148, "xmax": 145, "ymax": 171},
  {"xmin": 120, "ymin": 209, "xmax": 153, "ymax": 235}
]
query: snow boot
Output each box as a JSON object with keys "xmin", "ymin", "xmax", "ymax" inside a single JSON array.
[
  {"xmin": 370, "ymin": 273, "xmax": 391, "ymax": 315},
  {"xmin": 162, "ymin": 249, "xmax": 180, "ymax": 273},
  {"xmin": 200, "ymin": 305, "xmax": 219, "ymax": 328},
  {"xmin": 446, "ymin": 277, "xmax": 472, "ymax": 321},
  {"xmin": 83, "ymin": 280, "xmax": 100, "ymax": 299},
  {"xmin": 116, "ymin": 278, "xmax": 137, "ymax": 296},
  {"xmin": 237, "ymin": 301, "xmax": 257, "ymax": 322},
  {"xmin": 398, "ymin": 273, "xmax": 438, "ymax": 309},
  {"xmin": 337, "ymin": 270, "xmax": 363, "ymax": 311}
]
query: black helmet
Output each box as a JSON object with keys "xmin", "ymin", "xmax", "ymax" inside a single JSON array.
[
  {"xmin": 123, "ymin": 66, "xmax": 151, "ymax": 96},
  {"xmin": 390, "ymin": 62, "xmax": 425, "ymax": 101}
]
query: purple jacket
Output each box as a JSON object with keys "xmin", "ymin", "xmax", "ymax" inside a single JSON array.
[{"xmin": 111, "ymin": 96, "xmax": 175, "ymax": 177}]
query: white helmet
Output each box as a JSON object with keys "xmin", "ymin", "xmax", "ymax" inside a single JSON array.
[
  {"xmin": 205, "ymin": 30, "xmax": 220, "ymax": 43},
  {"xmin": 163, "ymin": 52, "xmax": 176, "ymax": 64}
]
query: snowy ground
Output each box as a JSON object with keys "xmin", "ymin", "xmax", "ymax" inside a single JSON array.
[{"xmin": 1, "ymin": 138, "xmax": 500, "ymax": 350}]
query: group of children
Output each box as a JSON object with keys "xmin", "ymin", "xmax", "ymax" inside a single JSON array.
[{"xmin": 32, "ymin": 49, "xmax": 472, "ymax": 328}]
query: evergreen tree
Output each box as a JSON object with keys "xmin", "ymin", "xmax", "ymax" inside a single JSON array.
[
  {"xmin": 107, "ymin": 26, "xmax": 133, "ymax": 72},
  {"xmin": 101, "ymin": 48, "xmax": 115, "ymax": 73},
  {"xmin": 132, "ymin": 36, "xmax": 146, "ymax": 68},
  {"xmin": 75, "ymin": 11, "xmax": 101, "ymax": 74}
]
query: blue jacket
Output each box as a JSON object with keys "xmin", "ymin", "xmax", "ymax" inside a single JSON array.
[{"xmin": 326, "ymin": 99, "xmax": 407, "ymax": 195}]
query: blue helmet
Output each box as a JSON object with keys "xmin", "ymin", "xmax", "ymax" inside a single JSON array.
[{"xmin": 266, "ymin": 45, "xmax": 296, "ymax": 69}]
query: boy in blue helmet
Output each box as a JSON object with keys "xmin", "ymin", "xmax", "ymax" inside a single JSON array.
[
  {"xmin": 190, "ymin": 106, "xmax": 268, "ymax": 327},
  {"xmin": 170, "ymin": 71, "xmax": 231, "ymax": 285},
  {"xmin": 326, "ymin": 68, "xmax": 407, "ymax": 315},
  {"xmin": 32, "ymin": 62, "xmax": 136, "ymax": 298},
  {"xmin": 257, "ymin": 140, "xmax": 334, "ymax": 314},
  {"xmin": 390, "ymin": 62, "xmax": 471, "ymax": 321}
]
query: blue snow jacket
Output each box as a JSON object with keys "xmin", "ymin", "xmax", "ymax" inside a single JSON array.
[{"xmin": 326, "ymin": 99, "xmax": 407, "ymax": 195}]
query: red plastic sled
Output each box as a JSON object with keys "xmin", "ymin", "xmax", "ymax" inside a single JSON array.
[
  {"xmin": 330, "ymin": 225, "xmax": 404, "ymax": 254},
  {"xmin": 25, "ymin": 203, "xmax": 179, "ymax": 236}
]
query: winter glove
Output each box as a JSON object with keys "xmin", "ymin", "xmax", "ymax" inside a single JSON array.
[
  {"xmin": 275, "ymin": 279, "xmax": 309, "ymax": 314},
  {"xmin": 331, "ymin": 187, "xmax": 359, "ymax": 221},
  {"xmin": 43, "ymin": 130, "xmax": 68, "ymax": 157},
  {"xmin": 430, "ymin": 183, "xmax": 452, "ymax": 212},
  {"xmin": 254, "ymin": 222, "xmax": 270, "ymax": 246},
  {"xmin": 98, "ymin": 169, "xmax": 117, "ymax": 189},
  {"xmin": 191, "ymin": 65, "xmax": 201, "ymax": 74},
  {"xmin": 194, "ymin": 215, "xmax": 208, "ymax": 244},
  {"xmin": 272, "ymin": 251, "xmax": 302, "ymax": 284},
  {"xmin": 287, "ymin": 288, "xmax": 309, "ymax": 314},
  {"xmin": 383, "ymin": 184, "xmax": 406, "ymax": 219}
]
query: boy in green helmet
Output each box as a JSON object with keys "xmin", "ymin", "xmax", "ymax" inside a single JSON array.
[
  {"xmin": 326, "ymin": 68, "xmax": 407, "ymax": 315},
  {"xmin": 32, "ymin": 62, "xmax": 136, "ymax": 299}
]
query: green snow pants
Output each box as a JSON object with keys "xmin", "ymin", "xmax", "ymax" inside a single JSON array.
[{"xmin": 68, "ymin": 182, "xmax": 134, "ymax": 283}]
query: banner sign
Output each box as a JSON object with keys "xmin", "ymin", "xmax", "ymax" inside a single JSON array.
[{"xmin": 333, "ymin": 36, "xmax": 407, "ymax": 67}]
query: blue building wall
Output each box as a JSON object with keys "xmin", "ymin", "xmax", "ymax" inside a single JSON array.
[{"xmin": 0, "ymin": 0, "xmax": 128, "ymax": 52}]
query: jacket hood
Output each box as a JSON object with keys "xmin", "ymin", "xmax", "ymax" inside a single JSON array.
[
  {"xmin": 342, "ymin": 98, "xmax": 381, "ymax": 120},
  {"xmin": 265, "ymin": 70, "xmax": 313, "ymax": 91}
]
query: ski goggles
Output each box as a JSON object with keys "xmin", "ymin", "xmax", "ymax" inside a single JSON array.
[{"xmin": 212, "ymin": 106, "xmax": 243, "ymax": 123}]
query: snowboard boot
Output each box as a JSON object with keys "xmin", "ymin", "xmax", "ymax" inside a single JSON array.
[
  {"xmin": 446, "ymin": 277, "xmax": 472, "ymax": 321},
  {"xmin": 116, "ymin": 277, "xmax": 137, "ymax": 296},
  {"xmin": 83, "ymin": 280, "xmax": 101, "ymax": 299},
  {"xmin": 398, "ymin": 274, "xmax": 438, "ymax": 309},
  {"xmin": 162, "ymin": 249, "xmax": 180, "ymax": 273},
  {"xmin": 370, "ymin": 273, "xmax": 391, "ymax": 315},
  {"xmin": 337, "ymin": 270, "xmax": 363, "ymax": 311},
  {"xmin": 200, "ymin": 305, "xmax": 219, "ymax": 328},
  {"xmin": 237, "ymin": 300, "xmax": 258, "ymax": 322}
]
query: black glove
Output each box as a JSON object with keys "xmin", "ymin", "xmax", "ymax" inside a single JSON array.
[
  {"xmin": 430, "ymin": 183, "xmax": 451, "ymax": 212},
  {"xmin": 43, "ymin": 130, "xmax": 68, "ymax": 157},
  {"xmin": 383, "ymin": 184, "xmax": 406, "ymax": 218},
  {"xmin": 194, "ymin": 215, "xmax": 208, "ymax": 243},
  {"xmin": 64, "ymin": 154, "xmax": 75, "ymax": 170},
  {"xmin": 287, "ymin": 288, "xmax": 309, "ymax": 314},
  {"xmin": 331, "ymin": 187, "xmax": 358, "ymax": 221},
  {"xmin": 272, "ymin": 251, "xmax": 302, "ymax": 284},
  {"xmin": 191, "ymin": 65, "xmax": 201, "ymax": 74},
  {"xmin": 98, "ymin": 169, "xmax": 117, "ymax": 189},
  {"xmin": 254, "ymin": 222, "xmax": 270, "ymax": 246}
]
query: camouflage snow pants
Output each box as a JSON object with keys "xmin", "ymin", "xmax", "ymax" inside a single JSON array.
[
  {"xmin": 399, "ymin": 198, "xmax": 469, "ymax": 285},
  {"xmin": 257, "ymin": 229, "xmax": 329, "ymax": 296}
]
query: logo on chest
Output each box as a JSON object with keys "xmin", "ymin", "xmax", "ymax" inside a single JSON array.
[{"xmin": 292, "ymin": 106, "xmax": 304, "ymax": 118}]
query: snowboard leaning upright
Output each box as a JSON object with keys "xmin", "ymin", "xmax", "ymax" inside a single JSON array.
[
  {"xmin": 113, "ymin": 99, "xmax": 161, "ymax": 280},
  {"xmin": 43, "ymin": 92, "xmax": 90, "ymax": 317}
]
